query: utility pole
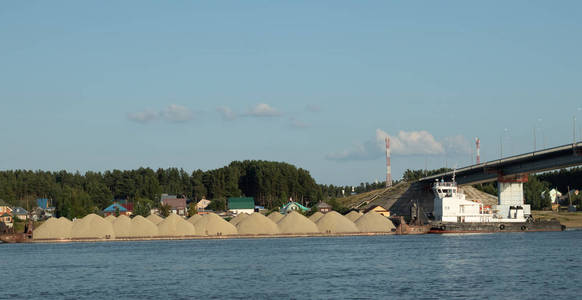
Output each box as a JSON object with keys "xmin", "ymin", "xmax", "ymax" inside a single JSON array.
[
  {"xmin": 499, "ymin": 136, "xmax": 503, "ymax": 160},
  {"xmin": 572, "ymin": 116, "xmax": 576, "ymax": 144},
  {"xmin": 533, "ymin": 126, "xmax": 536, "ymax": 151},
  {"xmin": 385, "ymin": 137, "xmax": 392, "ymax": 188},
  {"xmin": 475, "ymin": 137, "xmax": 480, "ymax": 164}
]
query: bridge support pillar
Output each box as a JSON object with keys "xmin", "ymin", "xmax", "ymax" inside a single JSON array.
[{"xmin": 496, "ymin": 174, "xmax": 531, "ymax": 218}]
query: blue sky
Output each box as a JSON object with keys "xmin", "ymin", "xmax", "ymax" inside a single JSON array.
[{"xmin": 1, "ymin": 1, "xmax": 581, "ymax": 185}]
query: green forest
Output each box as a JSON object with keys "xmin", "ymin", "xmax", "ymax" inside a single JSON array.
[
  {"xmin": 2, "ymin": 160, "xmax": 580, "ymax": 219},
  {"xmin": 0, "ymin": 160, "xmax": 384, "ymax": 219}
]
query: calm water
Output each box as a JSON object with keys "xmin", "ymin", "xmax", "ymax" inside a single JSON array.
[{"xmin": 2, "ymin": 231, "xmax": 582, "ymax": 299}]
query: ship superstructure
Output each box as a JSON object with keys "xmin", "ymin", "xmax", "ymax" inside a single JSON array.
[{"xmin": 432, "ymin": 178, "xmax": 531, "ymax": 223}]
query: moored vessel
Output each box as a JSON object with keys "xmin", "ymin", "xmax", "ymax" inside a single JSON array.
[{"xmin": 429, "ymin": 177, "xmax": 564, "ymax": 233}]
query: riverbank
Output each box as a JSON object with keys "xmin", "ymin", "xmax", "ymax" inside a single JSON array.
[
  {"xmin": 533, "ymin": 210, "xmax": 582, "ymax": 229},
  {"xmin": 29, "ymin": 232, "xmax": 395, "ymax": 243}
]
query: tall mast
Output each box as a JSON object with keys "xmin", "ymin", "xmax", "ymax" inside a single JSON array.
[
  {"xmin": 475, "ymin": 137, "xmax": 480, "ymax": 164},
  {"xmin": 386, "ymin": 137, "xmax": 392, "ymax": 188}
]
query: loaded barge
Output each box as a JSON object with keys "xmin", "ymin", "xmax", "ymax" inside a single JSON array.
[{"xmin": 429, "ymin": 178, "xmax": 564, "ymax": 234}]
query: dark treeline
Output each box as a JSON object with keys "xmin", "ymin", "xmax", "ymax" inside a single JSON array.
[
  {"xmin": 537, "ymin": 167, "xmax": 582, "ymax": 193},
  {"xmin": 0, "ymin": 160, "xmax": 385, "ymax": 219}
]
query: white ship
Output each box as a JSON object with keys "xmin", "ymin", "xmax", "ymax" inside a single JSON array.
[{"xmin": 432, "ymin": 178, "xmax": 531, "ymax": 224}]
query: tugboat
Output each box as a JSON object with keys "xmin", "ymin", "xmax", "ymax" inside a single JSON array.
[
  {"xmin": 392, "ymin": 202, "xmax": 431, "ymax": 235},
  {"xmin": 429, "ymin": 175, "xmax": 564, "ymax": 233},
  {"xmin": 0, "ymin": 219, "xmax": 33, "ymax": 243}
]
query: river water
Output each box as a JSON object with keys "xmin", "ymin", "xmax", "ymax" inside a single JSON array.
[{"xmin": 2, "ymin": 231, "xmax": 581, "ymax": 299}]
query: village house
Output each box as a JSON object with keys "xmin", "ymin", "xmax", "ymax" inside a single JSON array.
[
  {"xmin": 196, "ymin": 198, "xmax": 211, "ymax": 211},
  {"xmin": 103, "ymin": 203, "xmax": 130, "ymax": 217},
  {"xmin": 228, "ymin": 197, "xmax": 255, "ymax": 215},
  {"xmin": 35, "ymin": 198, "xmax": 56, "ymax": 219},
  {"xmin": 0, "ymin": 213, "xmax": 12, "ymax": 228},
  {"xmin": 315, "ymin": 201, "xmax": 332, "ymax": 213},
  {"xmin": 364, "ymin": 205, "xmax": 391, "ymax": 217},
  {"xmin": 280, "ymin": 201, "xmax": 310, "ymax": 214},
  {"xmin": 12, "ymin": 207, "xmax": 29, "ymax": 221},
  {"xmin": 0, "ymin": 199, "xmax": 12, "ymax": 213},
  {"xmin": 0, "ymin": 200, "xmax": 13, "ymax": 227},
  {"xmin": 161, "ymin": 195, "xmax": 188, "ymax": 216}
]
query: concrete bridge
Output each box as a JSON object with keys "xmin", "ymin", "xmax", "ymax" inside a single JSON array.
[
  {"xmin": 417, "ymin": 141, "xmax": 582, "ymax": 218},
  {"xmin": 419, "ymin": 142, "xmax": 582, "ymax": 185}
]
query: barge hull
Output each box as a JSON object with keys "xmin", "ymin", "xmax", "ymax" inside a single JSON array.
[{"xmin": 429, "ymin": 220, "xmax": 565, "ymax": 234}]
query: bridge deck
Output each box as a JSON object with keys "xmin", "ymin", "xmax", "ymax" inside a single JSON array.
[{"xmin": 419, "ymin": 142, "xmax": 582, "ymax": 185}]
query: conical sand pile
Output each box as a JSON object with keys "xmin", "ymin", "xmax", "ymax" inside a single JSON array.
[
  {"xmin": 71, "ymin": 214, "xmax": 116, "ymax": 239},
  {"xmin": 193, "ymin": 213, "xmax": 238, "ymax": 236},
  {"xmin": 130, "ymin": 215, "xmax": 159, "ymax": 237},
  {"xmin": 308, "ymin": 212, "xmax": 324, "ymax": 223},
  {"xmin": 157, "ymin": 214, "xmax": 197, "ymax": 237},
  {"xmin": 187, "ymin": 214, "xmax": 202, "ymax": 225},
  {"xmin": 229, "ymin": 213, "xmax": 249, "ymax": 226},
  {"xmin": 354, "ymin": 211, "xmax": 396, "ymax": 233},
  {"xmin": 33, "ymin": 217, "xmax": 72, "ymax": 239},
  {"xmin": 236, "ymin": 212, "xmax": 280, "ymax": 235},
  {"xmin": 345, "ymin": 211, "xmax": 363, "ymax": 222},
  {"xmin": 316, "ymin": 211, "xmax": 359, "ymax": 233},
  {"xmin": 267, "ymin": 212, "xmax": 284, "ymax": 223},
  {"xmin": 105, "ymin": 215, "xmax": 117, "ymax": 223},
  {"xmin": 112, "ymin": 215, "xmax": 132, "ymax": 238},
  {"xmin": 277, "ymin": 211, "xmax": 319, "ymax": 234},
  {"xmin": 146, "ymin": 214, "xmax": 164, "ymax": 225}
]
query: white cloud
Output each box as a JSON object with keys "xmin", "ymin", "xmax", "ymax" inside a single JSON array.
[
  {"xmin": 217, "ymin": 106, "xmax": 237, "ymax": 120},
  {"xmin": 326, "ymin": 129, "xmax": 466, "ymax": 161},
  {"xmin": 376, "ymin": 129, "xmax": 444, "ymax": 155},
  {"xmin": 163, "ymin": 104, "xmax": 193, "ymax": 122},
  {"xmin": 246, "ymin": 103, "xmax": 281, "ymax": 117},
  {"xmin": 127, "ymin": 109, "xmax": 159, "ymax": 123}
]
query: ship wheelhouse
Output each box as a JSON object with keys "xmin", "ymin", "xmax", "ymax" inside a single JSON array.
[{"xmin": 432, "ymin": 179, "xmax": 489, "ymax": 223}]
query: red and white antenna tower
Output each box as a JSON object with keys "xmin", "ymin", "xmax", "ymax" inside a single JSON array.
[
  {"xmin": 475, "ymin": 137, "xmax": 481, "ymax": 164},
  {"xmin": 385, "ymin": 137, "xmax": 392, "ymax": 187}
]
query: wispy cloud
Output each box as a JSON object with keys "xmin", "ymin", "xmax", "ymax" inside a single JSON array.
[
  {"xmin": 127, "ymin": 109, "xmax": 159, "ymax": 123},
  {"xmin": 326, "ymin": 129, "xmax": 469, "ymax": 161},
  {"xmin": 128, "ymin": 104, "xmax": 193, "ymax": 124},
  {"xmin": 306, "ymin": 104, "xmax": 322, "ymax": 112},
  {"xmin": 162, "ymin": 104, "xmax": 193, "ymax": 122},
  {"xmin": 217, "ymin": 106, "xmax": 237, "ymax": 120},
  {"xmin": 245, "ymin": 103, "xmax": 281, "ymax": 117},
  {"xmin": 289, "ymin": 117, "xmax": 310, "ymax": 129}
]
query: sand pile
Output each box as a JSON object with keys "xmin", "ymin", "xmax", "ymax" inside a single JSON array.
[
  {"xmin": 229, "ymin": 213, "xmax": 249, "ymax": 226},
  {"xmin": 105, "ymin": 215, "xmax": 117, "ymax": 223},
  {"xmin": 354, "ymin": 211, "xmax": 396, "ymax": 233},
  {"xmin": 157, "ymin": 214, "xmax": 197, "ymax": 237},
  {"xmin": 316, "ymin": 211, "xmax": 359, "ymax": 233},
  {"xmin": 277, "ymin": 211, "xmax": 319, "ymax": 234},
  {"xmin": 236, "ymin": 212, "xmax": 280, "ymax": 235},
  {"xmin": 267, "ymin": 212, "xmax": 284, "ymax": 223},
  {"xmin": 308, "ymin": 212, "xmax": 324, "ymax": 223},
  {"xmin": 345, "ymin": 211, "xmax": 363, "ymax": 222},
  {"xmin": 130, "ymin": 215, "xmax": 159, "ymax": 237},
  {"xmin": 112, "ymin": 215, "xmax": 132, "ymax": 238},
  {"xmin": 71, "ymin": 214, "xmax": 116, "ymax": 239},
  {"xmin": 146, "ymin": 214, "xmax": 164, "ymax": 225},
  {"xmin": 187, "ymin": 214, "xmax": 202, "ymax": 225},
  {"xmin": 33, "ymin": 217, "xmax": 73, "ymax": 239},
  {"xmin": 193, "ymin": 213, "xmax": 238, "ymax": 236}
]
